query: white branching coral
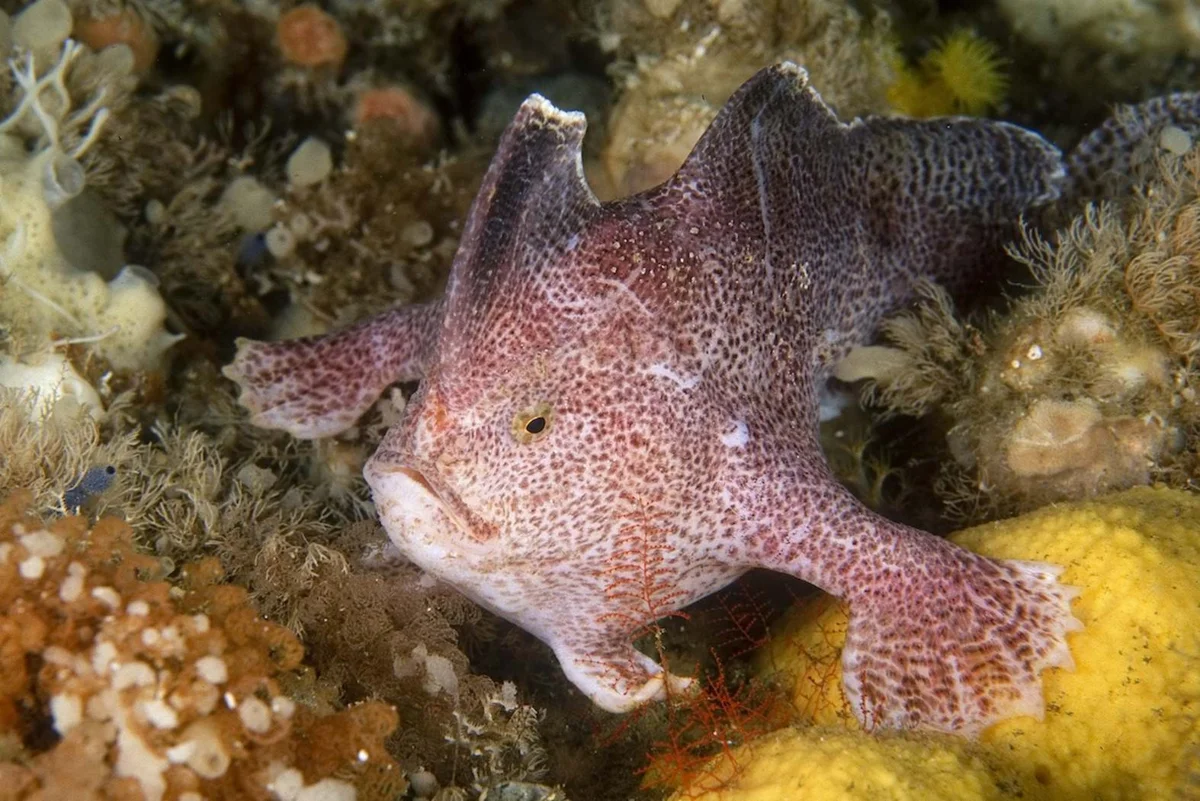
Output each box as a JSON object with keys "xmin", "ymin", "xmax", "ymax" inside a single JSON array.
[
  {"xmin": 0, "ymin": 38, "xmax": 180, "ymax": 376},
  {"xmin": 444, "ymin": 682, "xmax": 548, "ymax": 794},
  {"xmin": 0, "ymin": 40, "xmax": 110, "ymax": 165}
]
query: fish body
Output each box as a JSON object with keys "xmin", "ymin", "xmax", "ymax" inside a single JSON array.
[{"xmin": 227, "ymin": 64, "xmax": 1084, "ymax": 734}]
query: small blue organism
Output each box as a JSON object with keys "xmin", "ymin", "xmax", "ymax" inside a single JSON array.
[
  {"xmin": 237, "ymin": 232, "xmax": 271, "ymax": 271},
  {"xmin": 61, "ymin": 464, "xmax": 117, "ymax": 511}
]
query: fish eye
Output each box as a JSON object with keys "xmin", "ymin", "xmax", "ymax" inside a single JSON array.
[{"xmin": 512, "ymin": 403, "xmax": 553, "ymax": 444}]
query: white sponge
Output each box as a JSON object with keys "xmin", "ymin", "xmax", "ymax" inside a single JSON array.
[
  {"xmin": 0, "ymin": 42, "xmax": 181, "ymax": 372},
  {"xmin": 0, "ymin": 351, "xmax": 104, "ymax": 420}
]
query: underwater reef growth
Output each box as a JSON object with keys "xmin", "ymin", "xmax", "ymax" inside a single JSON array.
[
  {"xmin": 275, "ymin": 5, "xmax": 347, "ymax": 71},
  {"xmin": 70, "ymin": 4, "xmax": 160, "ymax": 74},
  {"xmin": 0, "ymin": 492, "xmax": 408, "ymax": 801},
  {"xmin": 240, "ymin": 516, "xmax": 552, "ymax": 791},
  {"xmin": 0, "ymin": 0, "xmax": 560, "ymax": 354},
  {"xmin": 672, "ymin": 726, "xmax": 1010, "ymax": 801},
  {"xmin": 886, "ymin": 29, "xmax": 1008, "ymax": 118},
  {"xmin": 0, "ymin": 27, "xmax": 179, "ymax": 374},
  {"xmin": 0, "ymin": 389, "xmax": 141, "ymax": 516},
  {"xmin": 634, "ymin": 658, "xmax": 795, "ymax": 797},
  {"xmin": 0, "ymin": 391, "xmax": 557, "ymax": 799},
  {"xmin": 997, "ymin": 0, "xmax": 1200, "ymax": 102},
  {"xmin": 249, "ymin": 123, "xmax": 486, "ymax": 339},
  {"xmin": 747, "ymin": 487, "xmax": 1200, "ymax": 801},
  {"xmin": 840, "ymin": 131, "xmax": 1200, "ymax": 520},
  {"xmin": 0, "ymin": 0, "xmax": 242, "ymax": 425},
  {"xmin": 590, "ymin": 0, "xmax": 896, "ymax": 196},
  {"xmin": 997, "ymin": 0, "xmax": 1200, "ymax": 61}
]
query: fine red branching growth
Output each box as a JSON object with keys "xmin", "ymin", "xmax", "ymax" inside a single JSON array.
[
  {"xmin": 641, "ymin": 658, "xmax": 795, "ymax": 796},
  {"xmin": 755, "ymin": 593, "xmax": 856, "ymax": 727},
  {"xmin": 597, "ymin": 494, "xmax": 795, "ymax": 796},
  {"xmin": 600, "ymin": 492, "xmax": 694, "ymax": 635},
  {"xmin": 709, "ymin": 581, "xmax": 777, "ymax": 659}
]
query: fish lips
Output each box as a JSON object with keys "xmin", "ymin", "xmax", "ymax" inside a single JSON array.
[{"xmin": 364, "ymin": 454, "xmax": 499, "ymax": 545}]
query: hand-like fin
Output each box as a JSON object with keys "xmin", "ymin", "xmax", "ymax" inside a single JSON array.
[
  {"xmin": 748, "ymin": 484, "xmax": 1081, "ymax": 737},
  {"xmin": 223, "ymin": 302, "xmax": 440, "ymax": 439}
]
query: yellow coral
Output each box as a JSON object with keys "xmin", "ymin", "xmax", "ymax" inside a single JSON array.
[
  {"xmin": 888, "ymin": 30, "xmax": 1008, "ymax": 117},
  {"xmin": 685, "ymin": 487, "xmax": 1200, "ymax": 799},
  {"xmin": 963, "ymin": 487, "xmax": 1199, "ymax": 799}
]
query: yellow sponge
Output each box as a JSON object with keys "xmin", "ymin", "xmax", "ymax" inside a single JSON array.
[
  {"xmin": 960, "ymin": 486, "xmax": 1200, "ymax": 799},
  {"xmin": 679, "ymin": 487, "xmax": 1200, "ymax": 800},
  {"xmin": 676, "ymin": 726, "xmax": 1007, "ymax": 801}
]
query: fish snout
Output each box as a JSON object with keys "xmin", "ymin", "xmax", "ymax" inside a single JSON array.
[{"xmin": 366, "ymin": 455, "xmax": 499, "ymax": 544}]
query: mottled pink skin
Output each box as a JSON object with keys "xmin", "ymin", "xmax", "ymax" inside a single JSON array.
[
  {"xmin": 224, "ymin": 303, "xmax": 440, "ymax": 438},
  {"xmin": 227, "ymin": 65, "xmax": 1082, "ymax": 735}
]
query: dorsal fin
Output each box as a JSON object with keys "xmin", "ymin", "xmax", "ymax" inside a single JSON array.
[
  {"xmin": 659, "ymin": 63, "xmax": 851, "ymax": 291},
  {"xmin": 661, "ymin": 61, "xmax": 1064, "ymax": 337},
  {"xmin": 668, "ymin": 63, "xmax": 837, "ymax": 200},
  {"xmin": 443, "ymin": 95, "xmax": 599, "ymax": 323}
]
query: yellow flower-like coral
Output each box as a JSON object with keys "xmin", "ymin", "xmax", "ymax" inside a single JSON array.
[
  {"xmin": 676, "ymin": 487, "xmax": 1200, "ymax": 800},
  {"xmin": 888, "ymin": 29, "xmax": 1008, "ymax": 117}
]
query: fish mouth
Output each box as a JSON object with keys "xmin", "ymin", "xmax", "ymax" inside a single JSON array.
[
  {"xmin": 396, "ymin": 466, "xmax": 438, "ymax": 498},
  {"xmin": 388, "ymin": 464, "xmax": 499, "ymax": 542}
]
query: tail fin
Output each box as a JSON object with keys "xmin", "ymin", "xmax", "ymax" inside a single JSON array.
[
  {"xmin": 844, "ymin": 113, "xmax": 1065, "ymax": 297},
  {"xmin": 1064, "ymin": 92, "xmax": 1200, "ymax": 207}
]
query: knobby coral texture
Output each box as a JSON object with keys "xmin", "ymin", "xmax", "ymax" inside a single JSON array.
[
  {"xmin": 0, "ymin": 493, "xmax": 407, "ymax": 801},
  {"xmin": 0, "ymin": 383, "xmax": 553, "ymax": 799},
  {"xmin": 227, "ymin": 63, "xmax": 1086, "ymax": 737}
]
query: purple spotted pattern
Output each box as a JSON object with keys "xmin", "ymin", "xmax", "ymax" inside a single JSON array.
[{"xmin": 226, "ymin": 64, "xmax": 1083, "ymax": 736}]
